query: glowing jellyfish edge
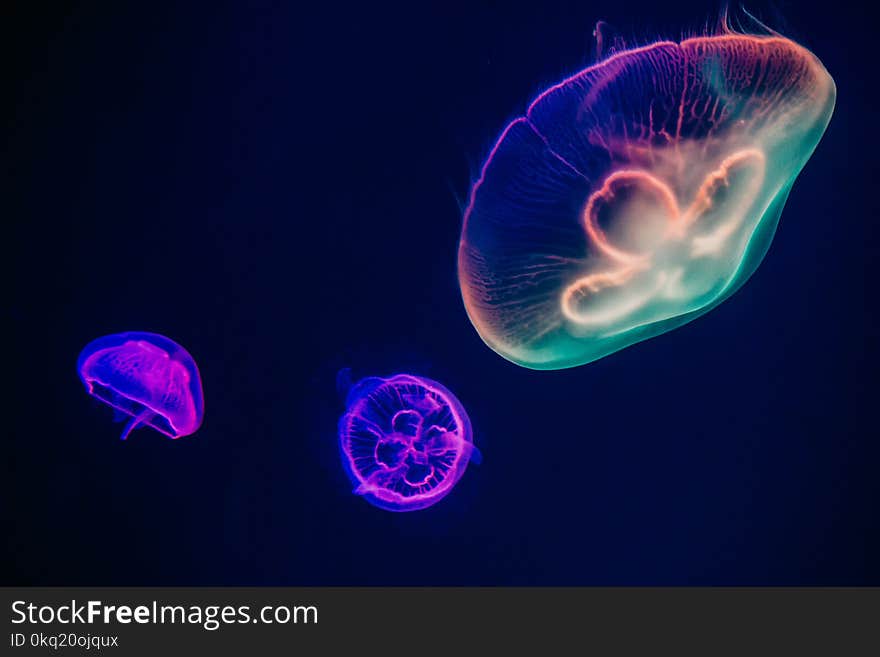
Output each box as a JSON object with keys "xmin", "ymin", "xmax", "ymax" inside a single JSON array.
[
  {"xmin": 77, "ymin": 332, "xmax": 204, "ymax": 440},
  {"xmin": 458, "ymin": 33, "xmax": 836, "ymax": 370},
  {"xmin": 337, "ymin": 373, "xmax": 480, "ymax": 512}
]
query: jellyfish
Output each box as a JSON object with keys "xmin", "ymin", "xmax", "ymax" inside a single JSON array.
[
  {"xmin": 458, "ymin": 28, "xmax": 836, "ymax": 369},
  {"xmin": 77, "ymin": 332, "xmax": 204, "ymax": 440},
  {"xmin": 337, "ymin": 372, "xmax": 480, "ymax": 512}
]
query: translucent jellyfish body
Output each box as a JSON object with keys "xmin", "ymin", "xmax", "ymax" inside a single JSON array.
[
  {"xmin": 338, "ymin": 373, "xmax": 480, "ymax": 512},
  {"xmin": 458, "ymin": 33, "xmax": 836, "ymax": 369},
  {"xmin": 77, "ymin": 332, "xmax": 204, "ymax": 440}
]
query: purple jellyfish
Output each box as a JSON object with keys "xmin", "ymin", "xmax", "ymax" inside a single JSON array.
[
  {"xmin": 337, "ymin": 372, "xmax": 480, "ymax": 512},
  {"xmin": 77, "ymin": 332, "xmax": 204, "ymax": 440}
]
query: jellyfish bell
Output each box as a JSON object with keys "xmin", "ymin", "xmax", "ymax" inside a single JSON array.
[
  {"xmin": 337, "ymin": 373, "xmax": 480, "ymax": 512},
  {"xmin": 77, "ymin": 332, "xmax": 204, "ymax": 440},
  {"xmin": 458, "ymin": 25, "xmax": 836, "ymax": 369}
]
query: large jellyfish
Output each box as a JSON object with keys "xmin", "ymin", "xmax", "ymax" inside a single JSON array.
[
  {"xmin": 458, "ymin": 29, "xmax": 836, "ymax": 369},
  {"xmin": 337, "ymin": 373, "xmax": 481, "ymax": 512},
  {"xmin": 77, "ymin": 332, "xmax": 204, "ymax": 440}
]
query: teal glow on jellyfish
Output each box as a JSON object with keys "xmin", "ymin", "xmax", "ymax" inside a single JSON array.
[{"xmin": 458, "ymin": 29, "xmax": 836, "ymax": 369}]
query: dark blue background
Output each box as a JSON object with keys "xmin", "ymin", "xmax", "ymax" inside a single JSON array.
[{"xmin": 5, "ymin": 0, "xmax": 878, "ymax": 584}]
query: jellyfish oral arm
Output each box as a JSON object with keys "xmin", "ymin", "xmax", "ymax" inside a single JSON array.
[{"xmin": 119, "ymin": 408, "xmax": 154, "ymax": 441}]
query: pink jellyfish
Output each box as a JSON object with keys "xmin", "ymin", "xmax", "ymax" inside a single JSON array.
[{"xmin": 77, "ymin": 332, "xmax": 204, "ymax": 440}]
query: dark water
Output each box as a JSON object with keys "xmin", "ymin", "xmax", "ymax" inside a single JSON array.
[{"xmin": 6, "ymin": 0, "xmax": 878, "ymax": 584}]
